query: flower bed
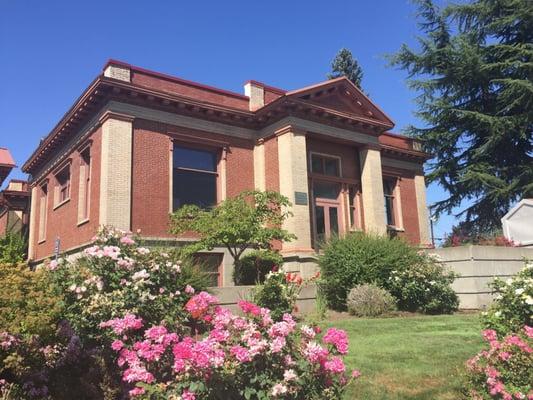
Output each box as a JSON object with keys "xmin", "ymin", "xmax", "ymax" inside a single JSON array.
[{"xmin": 101, "ymin": 294, "xmax": 359, "ymax": 399}]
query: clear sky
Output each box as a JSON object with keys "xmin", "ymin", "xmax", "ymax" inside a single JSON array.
[{"xmin": 0, "ymin": 0, "xmax": 462, "ymax": 242}]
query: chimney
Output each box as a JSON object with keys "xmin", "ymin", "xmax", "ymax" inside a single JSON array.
[
  {"xmin": 103, "ymin": 60, "xmax": 131, "ymax": 82},
  {"xmin": 244, "ymin": 81, "xmax": 265, "ymax": 111}
]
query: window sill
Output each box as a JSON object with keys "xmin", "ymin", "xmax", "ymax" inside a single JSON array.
[
  {"xmin": 77, "ymin": 218, "xmax": 90, "ymax": 227},
  {"xmin": 53, "ymin": 198, "xmax": 70, "ymax": 210},
  {"xmin": 387, "ymin": 225, "xmax": 405, "ymax": 232}
]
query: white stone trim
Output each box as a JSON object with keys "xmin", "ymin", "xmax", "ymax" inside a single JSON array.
[
  {"xmin": 99, "ymin": 117, "xmax": 132, "ymax": 230},
  {"xmin": 359, "ymin": 147, "xmax": 387, "ymax": 235},
  {"xmin": 103, "ymin": 64, "xmax": 131, "ymax": 82},
  {"xmin": 414, "ymin": 174, "xmax": 431, "ymax": 245},
  {"xmin": 253, "ymin": 141, "xmax": 266, "ymax": 191},
  {"xmin": 27, "ymin": 186, "xmax": 38, "ymax": 260}
]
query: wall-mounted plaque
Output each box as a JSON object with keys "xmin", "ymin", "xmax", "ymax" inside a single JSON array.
[{"xmin": 294, "ymin": 191, "xmax": 308, "ymax": 205}]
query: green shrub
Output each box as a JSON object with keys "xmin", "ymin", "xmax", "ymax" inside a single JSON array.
[
  {"xmin": 385, "ymin": 262, "xmax": 459, "ymax": 314},
  {"xmin": 481, "ymin": 261, "xmax": 533, "ymax": 336},
  {"xmin": 0, "ymin": 233, "xmax": 26, "ymax": 264},
  {"xmin": 318, "ymin": 233, "xmax": 428, "ymax": 311},
  {"xmin": 233, "ymin": 249, "xmax": 283, "ymax": 285},
  {"xmin": 346, "ymin": 284, "xmax": 396, "ymax": 317},
  {"xmin": 0, "ymin": 263, "xmax": 63, "ymax": 339},
  {"xmin": 319, "ymin": 233, "xmax": 459, "ymax": 314}
]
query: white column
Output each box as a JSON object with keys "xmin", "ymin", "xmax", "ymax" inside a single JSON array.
[
  {"xmin": 253, "ymin": 139, "xmax": 266, "ymax": 191},
  {"xmin": 359, "ymin": 145, "xmax": 387, "ymax": 235},
  {"xmin": 27, "ymin": 186, "xmax": 38, "ymax": 260},
  {"xmin": 99, "ymin": 113, "xmax": 133, "ymax": 230},
  {"xmin": 276, "ymin": 126, "xmax": 312, "ymax": 252},
  {"xmin": 414, "ymin": 174, "xmax": 431, "ymax": 246}
]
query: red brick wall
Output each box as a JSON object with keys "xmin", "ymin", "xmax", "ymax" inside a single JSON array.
[
  {"xmin": 396, "ymin": 176, "xmax": 421, "ymax": 244},
  {"xmin": 0, "ymin": 212, "xmax": 7, "ymax": 235},
  {"xmin": 131, "ymin": 71, "xmax": 249, "ymax": 111},
  {"xmin": 33, "ymin": 128, "xmax": 102, "ymax": 260},
  {"xmin": 131, "ymin": 119, "xmax": 255, "ymax": 238},
  {"xmin": 131, "ymin": 120, "xmax": 172, "ymax": 237}
]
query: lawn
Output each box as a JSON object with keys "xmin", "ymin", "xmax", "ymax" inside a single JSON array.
[{"xmin": 323, "ymin": 313, "xmax": 484, "ymax": 400}]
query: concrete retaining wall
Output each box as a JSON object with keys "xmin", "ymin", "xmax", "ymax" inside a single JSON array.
[
  {"xmin": 428, "ymin": 246, "xmax": 533, "ymax": 309},
  {"xmin": 211, "ymin": 284, "xmax": 318, "ymax": 314}
]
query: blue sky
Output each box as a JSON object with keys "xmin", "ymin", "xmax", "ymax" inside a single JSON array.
[{"xmin": 0, "ymin": 0, "xmax": 461, "ymax": 241}]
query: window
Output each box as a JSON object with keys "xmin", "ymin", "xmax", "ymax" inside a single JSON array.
[
  {"xmin": 38, "ymin": 184, "xmax": 48, "ymax": 242},
  {"xmin": 348, "ymin": 185, "xmax": 360, "ymax": 230},
  {"xmin": 173, "ymin": 145, "xmax": 218, "ymax": 210},
  {"xmin": 310, "ymin": 154, "xmax": 340, "ymax": 177},
  {"xmin": 78, "ymin": 147, "xmax": 91, "ymax": 222},
  {"xmin": 54, "ymin": 165, "xmax": 71, "ymax": 207},
  {"xmin": 193, "ymin": 253, "xmax": 223, "ymax": 287},
  {"xmin": 383, "ymin": 178, "xmax": 396, "ymax": 226}
]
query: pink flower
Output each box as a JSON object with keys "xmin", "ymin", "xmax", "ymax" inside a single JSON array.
[
  {"xmin": 48, "ymin": 260, "xmax": 58, "ymax": 270},
  {"xmin": 324, "ymin": 357, "xmax": 346, "ymax": 374},
  {"xmin": 185, "ymin": 292, "xmax": 218, "ymax": 319},
  {"xmin": 129, "ymin": 387, "xmax": 145, "ymax": 397},
  {"xmin": 181, "ymin": 390, "xmax": 196, "ymax": 400},
  {"xmin": 483, "ymin": 329, "xmax": 498, "ymax": 343},
  {"xmin": 304, "ymin": 341, "xmax": 329, "ymax": 363},
  {"xmin": 230, "ymin": 345, "xmax": 252, "ymax": 362},
  {"xmin": 323, "ymin": 328, "xmax": 349, "ymax": 354},
  {"xmin": 120, "ymin": 236, "xmax": 135, "ymax": 245},
  {"xmin": 351, "ymin": 369, "xmax": 361, "ymax": 379},
  {"xmin": 185, "ymin": 284, "xmax": 195, "ymax": 294},
  {"xmin": 99, "ymin": 314, "xmax": 143, "ymax": 335},
  {"xmin": 271, "ymin": 383, "xmax": 288, "ymax": 397},
  {"xmin": 111, "ymin": 340, "xmax": 124, "ymax": 351},
  {"xmin": 524, "ymin": 326, "xmax": 533, "ymax": 338},
  {"xmin": 498, "ymin": 351, "xmax": 511, "ymax": 361},
  {"xmin": 238, "ymin": 300, "xmax": 261, "ymax": 316},
  {"xmin": 283, "ymin": 369, "xmax": 297, "ymax": 381}
]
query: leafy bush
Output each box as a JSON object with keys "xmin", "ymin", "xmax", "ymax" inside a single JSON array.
[
  {"xmin": 252, "ymin": 270, "xmax": 304, "ymax": 321},
  {"xmin": 233, "ymin": 249, "xmax": 283, "ymax": 285},
  {"xmin": 318, "ymin": 233, "xmax": 458, "ymax": 314},
  {"xmin": 0, "ymin": 263, "xmax": 63, "ymax": 339},
  {"xmin": 0, "ymin": 227, "xmax": 210, "ymax": 399},
  {"xmin": 464, "ymin": 327, "xmax": 533, "ymax": 400},
  {"xmin": 385, "ymin": 262, "xmax": 459, "ymax": 314},
  {"xmin": 482, "ymin": 261, "xmax": 533, "ymax": 336},
  {"xmin": 346, "ymin": 284, "xmax": 396, "ymax": 317},
  {"xmin": 99, "ymin": 294, "xmax": 360, "ymax": 399},
  {"xmin": 0, "ymin": 233, "xmax": 26, "ymax": 264}
]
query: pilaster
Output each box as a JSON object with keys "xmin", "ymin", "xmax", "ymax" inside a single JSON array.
[
  {"xmin": 276, "ymin": 126, "xmax": 313, "ymax": 252},
  {"xmin": 99, "ymin": 113, "xmax": 133, "ymax": 230},
  {"xmin": 359, "ymin": 145, "xmax": 387, "ymax": 235}
]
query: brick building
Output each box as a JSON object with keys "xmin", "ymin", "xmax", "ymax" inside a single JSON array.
[
  {"xmin": 22, "ymin": 60, "xmax": 431, "ymax": 284},
  {"xmin": 0, "ymin": 148, "xmax": 30, "ymax": 236}
]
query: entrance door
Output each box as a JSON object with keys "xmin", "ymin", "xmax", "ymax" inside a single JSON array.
[{"xmin": 313, "ymin": 181, "xmax": 343, "ymax": 243}]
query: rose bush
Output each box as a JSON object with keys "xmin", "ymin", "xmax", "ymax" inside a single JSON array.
[
  {"xmin": 482, "ymin": 262, "xmax": 533, "ymax": 336},
  {"xmin": 465, "ymin": 326, "xmax": 533, "ymax": 400},
  {"xmin": 101, "ymin": 293, "xmax": 359, "ymax": 400},
  {"xmin": 252, "ymin": 270, "xmax": 319, "ymax": 321},
  {"xmin": 0, "ymin": 227, "xmax": 209, "ymax": 399}
]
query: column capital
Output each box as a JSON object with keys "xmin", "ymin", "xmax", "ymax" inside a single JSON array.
[
  {"xmin": 274, "ymin": 125, "xmax": 307, "ymax": 137},
  {"xmin": 98, "ymin": 111, "xmax": 135, "ymax": 125}
]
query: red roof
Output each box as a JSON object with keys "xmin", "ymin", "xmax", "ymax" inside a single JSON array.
[{"xmin": 0, "ymin": 148, "xmax": 15, "ymax": 167}]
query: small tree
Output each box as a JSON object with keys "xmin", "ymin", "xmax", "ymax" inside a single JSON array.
[
  {"xmin": 328, "ymin": 48, "xmax": 364, "ymax": 89},
  {"xmin": 169, "ymin": 190, "xmax": 296, "ymax": 267}
]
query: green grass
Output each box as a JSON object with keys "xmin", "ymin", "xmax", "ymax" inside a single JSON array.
[{"xmin": 323, "ymin": 313, "xmax": 483, "ymax": 400}]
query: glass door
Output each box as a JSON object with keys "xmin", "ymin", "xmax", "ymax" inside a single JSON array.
[{"xmin": 312, "ymin": 181, "xmax": 343, "ymax": 244}]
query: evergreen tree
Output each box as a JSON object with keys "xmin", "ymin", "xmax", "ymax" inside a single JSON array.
[
  {"xmin": 328, "ymin": 48, "xmax": 364, "ymax": 89},
  {"xmin": 390, "ymin": 0, "xmax": 533, "ymax": 231}
]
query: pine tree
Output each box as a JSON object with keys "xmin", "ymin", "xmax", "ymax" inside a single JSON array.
[
  {"xmin": 328, "ymin": 48, "xmax": 364, "ymax": 89},
  {"xmin": 390, "ymin": 0, "xmax": 533, "ymax": 231}
]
